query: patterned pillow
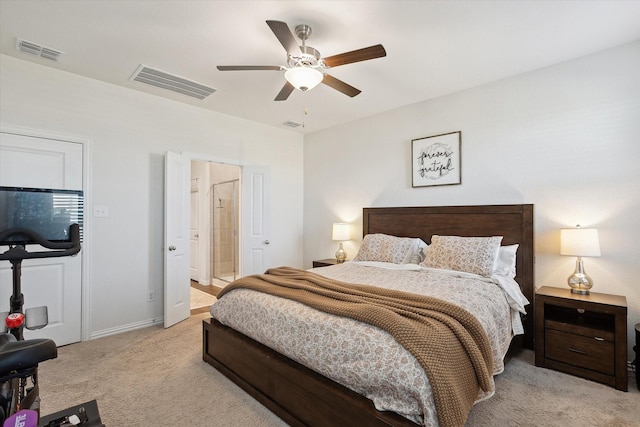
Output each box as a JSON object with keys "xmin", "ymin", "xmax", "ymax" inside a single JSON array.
[
  {"xmin": 420, "ymin": 235, "xmax": 503, "ymax": 277},
  {"xmin": 353, "ymin": 234, "xmax": 416, "ymax": 264}
]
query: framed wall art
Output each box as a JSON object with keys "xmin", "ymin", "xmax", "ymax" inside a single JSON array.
[{"xmin": 411, "ymin": 131, "xmax": 461, "ymax": 187}]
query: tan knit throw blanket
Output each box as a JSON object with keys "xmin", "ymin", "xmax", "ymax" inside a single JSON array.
[{"xmin": 217, "ymin": 267, "xmax": 494, "ymax": 427}]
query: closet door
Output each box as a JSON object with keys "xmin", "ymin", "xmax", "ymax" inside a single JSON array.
[{"xmin": 0, "ymin": 131, "xmax": 83, "ymax": 346}]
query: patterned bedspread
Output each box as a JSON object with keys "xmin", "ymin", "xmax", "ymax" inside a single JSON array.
[{"xmin": 210, "ymin": 262, "xmax": 515, "ymax": 426}]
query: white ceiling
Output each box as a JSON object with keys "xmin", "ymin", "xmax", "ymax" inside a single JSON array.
[{"xmin": 1, "ymin": 1, "xmax": 639, "ymax": 134}]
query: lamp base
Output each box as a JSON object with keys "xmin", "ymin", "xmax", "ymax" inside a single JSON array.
[
  {"xmin": 335, "ymin": 243, "xmax": 346, "ymax": 263},
  {"xmin": 570, "ymin": 288, "xmax": 590, "ymax": 295},
  {"xmin": 568, "ymin": 257, "xmax": 593, "ymax": 295}
]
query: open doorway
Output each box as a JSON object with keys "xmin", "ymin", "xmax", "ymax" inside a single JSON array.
[
  {"xmin": 165, "ymin": 153, "xmax": 270, "ymax": 327},
  {"xmin": 189, "ymin": 160, "xmax": 240, "ymax": 314}
]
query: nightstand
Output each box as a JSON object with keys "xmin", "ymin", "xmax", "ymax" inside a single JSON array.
[
  {"xmin": 312, "ymin": 258, "xmax": 339, "ymax": 268},
  {"xmin": 535, "ymin": 286, "xmax": 627, "ymax": 391}
]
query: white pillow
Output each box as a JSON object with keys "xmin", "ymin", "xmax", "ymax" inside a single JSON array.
[
  {"xmin": 493, "ymin": 244, "xmax": 519, "ymax": 278},
  {"xmin": 353, "ymin": 234, "xmax": 416, "ymax": 264},
  {"xmin": 403, "ymin": 238, "xmax": 429, "ymax": 264},
  {"xmin": 420, "ymin": 235, "xmax": 503, "ymax": 277}
]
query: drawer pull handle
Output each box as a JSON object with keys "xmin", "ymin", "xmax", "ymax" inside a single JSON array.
[
  {"xmin": 569, "ymin": 348, "xmax": 587, "ymax": 355},
  {"xmin": 594, "ymin": 337, "xmax": 605, "ymax": 341}
]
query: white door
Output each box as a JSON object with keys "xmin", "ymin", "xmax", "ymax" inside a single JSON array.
[
  {"xmin": 0, "ymin": 132, "xmax": 83, "ymax": 345},
  {"xmin": 240, "ymin": 166, "xmax": 271, "ymax": 277},
  {"xmin": 164, "ymin": 152, "xmax": 190, "ymax": 328}
]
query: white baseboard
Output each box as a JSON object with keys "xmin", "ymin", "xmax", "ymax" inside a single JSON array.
[{"xmin": 90, "ymin": 316, "xmax": 164, "ymax": 340}]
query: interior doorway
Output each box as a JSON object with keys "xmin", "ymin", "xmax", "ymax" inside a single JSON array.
[
  {"xmin": 165, "ymin": 153, "xmax": 270, "ymax": 326},
  {"xmin": 189, "ymin": 160, "xmax": 240, "ymax": 312}
]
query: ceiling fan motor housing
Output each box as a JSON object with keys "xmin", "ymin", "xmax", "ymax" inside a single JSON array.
[{"xmin": 288, "ymin": 46, "xmax": 322, "ymax": 68}]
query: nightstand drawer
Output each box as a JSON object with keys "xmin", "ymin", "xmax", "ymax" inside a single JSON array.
[
  {"xmin": 545, "ymin": 329, "xmax": 614, "ymax": 375},
  {"xmin": 545, "ymin": 319, "xmax": 615, "ymax": 341}
]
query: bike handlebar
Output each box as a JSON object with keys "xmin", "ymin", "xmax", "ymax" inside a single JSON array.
[{"xmin": 0, "ymin": 224, "xmax": 81, "ymax": 261}]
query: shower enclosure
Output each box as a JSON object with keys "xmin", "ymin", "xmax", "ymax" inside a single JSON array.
[{"xmin": 211, "ymin": 179, "xmax": 239, "ymax": 282}]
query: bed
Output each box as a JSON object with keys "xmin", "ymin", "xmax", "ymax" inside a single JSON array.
[{"xmin": 203, "ymin": 204, "xmax": 534, "ymax": 426}]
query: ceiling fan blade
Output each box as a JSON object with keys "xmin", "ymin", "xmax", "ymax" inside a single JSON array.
[
  {"xmin": 274, "ymin": 81, "xmax": 295, "ymax": 101},
  {"xmin": 322, "ymin": 74, "xmax": 361, "ymax": 97},
  {"xmin": 266, "ymin": 20, "xmax": 301, "ymax": 56},
  {"xmin": 217, "ymin": 65, "xmax": 283, "ymax": 71},
  {"xmin": 322, "ymin": 44, "xmax": 386, "ymax": 68}
]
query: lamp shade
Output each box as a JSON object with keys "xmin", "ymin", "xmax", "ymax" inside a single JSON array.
[
  {"xmin": 285, "ymin": 67, "xmax": 323, "ymax": 91},
  {"xmin": 560, "ymin": 227, "xmax": 601, "ymax": 257},
  {"xmin": 332, "ymin": 223, "xmax": 350, "ymax": 241}
]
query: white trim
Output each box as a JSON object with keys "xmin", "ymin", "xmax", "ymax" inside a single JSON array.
[
  {"xmin": 81, "ymin": 138, "xmax": 92, "ymax": 342},
  {"xmin": 90, "ymin": 316, "xmax": 164, "ymax": 340},
  {"xmin": 0, "ymin": 123, "xmax": 93, "ymax": 342},
  {"xmin": 180, "ymin": 151, "xmax": 243, "ymax": 166},
  {"xmin": 0, "ymin": 124, "xmax": 90, "ymax": 145}
]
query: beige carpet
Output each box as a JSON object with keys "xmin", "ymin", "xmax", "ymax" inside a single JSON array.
[
  {"xmin": 190, "ymin": 287, "xmax": 218, "ymax": 309},
  {"xmin": 38, "ymin": 313, "xmax": 640, "ymax": 426}
]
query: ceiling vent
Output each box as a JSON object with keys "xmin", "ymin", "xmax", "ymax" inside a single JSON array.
[
  {"xmin": 130, "ymin": 65, "xmax": 216, "ymax": 100},
  {"xmin": 16, "ymin": 38, "xmax": 63, "ymax": 61},
  {"xmin": 283, "ymin": 121, "xmax": 302, "ymax": 128}
]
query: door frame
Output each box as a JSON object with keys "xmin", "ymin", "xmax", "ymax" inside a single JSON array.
[
  {"xmin": 180, "ymin": 153, "xmax": 271, "ymax": 278},
  {"xmin": 0, "ymin": 123, "xmax": 92, "ymax": 342},
  {"xmin": 166, "ymin": 151, "xmax": 270, "ymax": 326}
]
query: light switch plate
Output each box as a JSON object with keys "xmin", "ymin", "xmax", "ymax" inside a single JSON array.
[{"xmin": 94, "ymin": 205, "xmax": 109, "ymax": 217}]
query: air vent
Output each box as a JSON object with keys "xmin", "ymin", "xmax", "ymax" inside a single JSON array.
[
  {"xmin": 16, "ymin": 38, "xmax": 64, "ymax": 61},
  {"xmin": 283, "ymin": 121, "xmax": 302, "ymax": 128},
  {"xmin": 130, "ymin": 65, "xmax": 216, "ymax": 100}
]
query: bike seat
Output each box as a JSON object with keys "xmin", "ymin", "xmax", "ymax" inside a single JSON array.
[{"xmin": 0, "ymin": 333, "xmax": 57, "ymax": 375}]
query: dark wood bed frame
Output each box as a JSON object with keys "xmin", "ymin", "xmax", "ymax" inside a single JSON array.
[{"xmin": 203, "ymin": 204, "xmax": 534, "ymax": 426}]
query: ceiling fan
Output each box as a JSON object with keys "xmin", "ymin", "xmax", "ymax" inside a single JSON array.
[{"xmin": 217, "ymin": 20, "xmax": 386, "ymax": 101}]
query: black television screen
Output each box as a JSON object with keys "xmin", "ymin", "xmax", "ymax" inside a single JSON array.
[{"xmin": 0, "ymin": 186, "xmax": 83, "ymax": 245}]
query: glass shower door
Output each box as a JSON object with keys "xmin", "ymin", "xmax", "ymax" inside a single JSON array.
[{"xmin": 212, "ymin": 180, "xmax": 239, "ymax": 282}]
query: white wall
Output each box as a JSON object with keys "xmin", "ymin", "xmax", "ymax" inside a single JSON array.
[
  {"xmin": 304, "ymin": 41, "xmax": 640, "ymax": 360},
  {"xmin": 0, "ymin": 54, "xmax": 304, "ymax": 338}
]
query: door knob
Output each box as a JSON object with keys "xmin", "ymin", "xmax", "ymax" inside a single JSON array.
[
  {"xmin": 168, "ymin": 245, "xmax": 176, "ymax": 251},
  {"xmin": 263, "ymin": 240, "xmax": 270, "ymax": 245}
]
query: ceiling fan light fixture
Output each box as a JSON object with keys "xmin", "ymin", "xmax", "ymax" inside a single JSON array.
[{"xmin": 284, "ymin": 67, "xmax": 323, "ymax": 91}]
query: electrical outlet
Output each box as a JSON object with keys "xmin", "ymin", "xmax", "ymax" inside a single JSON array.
[{"xmin": 147, "ymin": 291, "xmax": 155, "ymax": 302}]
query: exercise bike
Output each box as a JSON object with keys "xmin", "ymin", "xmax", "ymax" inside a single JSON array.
[{"xmin": 0, "ymin": 225, "xmax": 85, "ymax": 426}]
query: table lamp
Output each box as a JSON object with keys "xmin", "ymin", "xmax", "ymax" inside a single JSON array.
[
  {"xmin": 560, "ymin": 225, "xmax": 601, "ymax": 295},
  {"xmin": 332, "ymin": 223, "xmax": 350, "ymax": 263}
]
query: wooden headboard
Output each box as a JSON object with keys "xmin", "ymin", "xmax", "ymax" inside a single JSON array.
[{"xmin": 363, "ymin": 204, "xmax": 534, "ymax": 349}]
